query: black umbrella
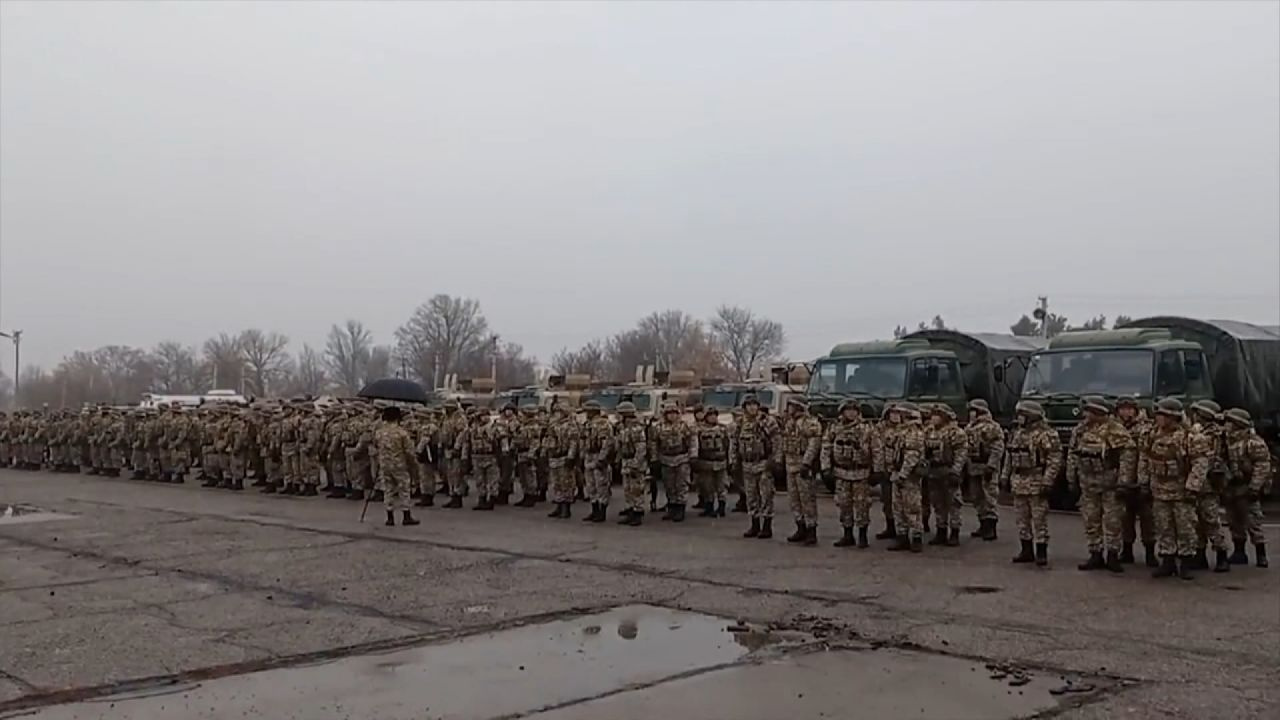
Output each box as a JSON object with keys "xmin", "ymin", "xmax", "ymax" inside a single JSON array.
[{"xmin": 357, "ymin": 377, "xmax": 429, "ymax": 404}]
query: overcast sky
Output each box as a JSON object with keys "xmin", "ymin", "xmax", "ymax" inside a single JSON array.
[{"xmin": 1, "ymin": 1, "xmax": 1277, "ymax": 371}]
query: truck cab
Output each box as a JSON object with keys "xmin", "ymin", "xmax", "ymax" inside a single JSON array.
[{"xmin": 805, "ymin": 339, "xmax": 966, "ymax": 421}]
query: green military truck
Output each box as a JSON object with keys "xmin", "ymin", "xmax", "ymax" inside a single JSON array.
[
  {"xmin": 805, "ymin": 332, "xmax": 1043, "ymax": 426},
  {"xmin": 1020, "ymin": 317, "xmax": 1280, "ymax": 508}
]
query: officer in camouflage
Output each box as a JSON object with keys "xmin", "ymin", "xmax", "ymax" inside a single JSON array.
[
  {"xmin": 694, "ymin": 406, "xmax": 730, "ymax": 518},
  {"xmin": 821, "ymin": 399, "xmax": 878, "ymax": 548},
  {"xmin": 580, "ymin": 400, "xmax": 615, "ymax": 522},
  {"xmin": 614, "ymin": 401, "xmax": 650, "ymax": 525},
  {"xmin": 374, "ymin": 404, "xmax": 419, "ymax": 527},
  {"xmin": 1141, "ymin": 398, "xmax": 1199, "ymax": 580},
  {"xmin": 1223, "ymin": 408, "xmax": 1271, "ymax": 568},
  {"xmin": 733, "ymin": 395, "xmax": 776, "ymax": 539},
  {"xmin": 873, "ymin": 403, "xmax": 900, "ymax": 541},
  {"xmin": 652, "ymin": 402, "xmax": 696, "ymax": 523},
  {"xmin": 1002, "ymin": 400, "xmax": 1062, "ymax": 567},
  {"xmin": 1115, "ymin": 397, "xmax": 1158, "ymax": 567},
  {"xmin": 965, "ymin": 398, "xmax": 1004, "ymax": 541},
  {"xmin": 543, "ymin": 403, "xmax": 580, "ymax": 519},
  {"xmin": 1066, "ymin": 396, "xmax": 1134, "ymax": 573},
  {"xmin": 782, "ymin": 398, "xmax": 822, "ymax": 546},
  {"xmin": 512, "ymin": 405, "xmax": 543, "ymax": 507},
  {"xmin": 1187, "ymin": 400, "xmax": 1231, "ymax": 572},
  {"xmin": 925, "ymin": 404, "xmax": 968, "ymax": 547},
  {"xmin": 438, "ymin": 400, "xmax": 469, "ymax": 509},
  {"xmin": 886, "ymin": 402, "xmax": 927, "ymax": 553}
]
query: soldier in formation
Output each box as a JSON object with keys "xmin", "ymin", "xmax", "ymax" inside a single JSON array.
[
  {"xmin": 782, "ymin": 398, "xmax": 823, "ymax": 546},
  {"xmin": 924, "ymin": 404, "xmax": 968, "ymax": 547},
  {"xmin": 821, "ymin": 399, "xmax": 877, "ymax": 548},
  {"xmin": 734, "ymin": 395, "xmax": 777, "ymax": 539},
  {"xmin": 1002, "ymin": 400, "xmax": 1062, "ymax": 567},
  {"xmin": 1115, "ymin": 397, "xmax": 1158, "ymax": 567},
  {"xmin": 1066, "ymin": 396, "xmax": 1134, "ymax": 573},
  {"xmin": 965, "ymin": 399, "xmax": 1004, "ymax": 541}
]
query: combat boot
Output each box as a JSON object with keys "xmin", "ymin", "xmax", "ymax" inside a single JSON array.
[
  {"xmin": 928, "ymin": 527, "xmax": 947, "ymax": 546},
  {"xmin": 857, "ymin": 527, "xmax": 869, "ymax": 549},
  {"xmin": 984, "ymin": 520, "xmax": 998, "ymax": 542},
  {"xmin": 547, "ymin": 502, "xmax": 565, "ymax": 519},
  {"xmin": 443, "ymin": 495, "xmax": 462, "ymax": 509},
  {"xmin": 1151, "ymin": 555, "xmax": 1177, "ymax": 578},
  {"xmin": 281, "ymin": 484, "xmax": 297, "ymax": 496},
  {"xmin": 201, "ymin": 477, "xmax": 219, "ymax": 488},
  {"xmin": 1144, "ymin": 545, "xmax": 1158, "ymax": 568},
  {"xmin": 802, "ymin": 525, "xmax": 817, "ymax": 546},
  {"xmin": 733, "ymin": 495, "xmax": 747, "ymax": 513},
  {"xmin": 909, "ymin": 534, "xmax": 923, "ymax": 553},
  {"xmin": 592, "ymin": 505, "xmax": 607, "ymax": 523},
  {"xmin": 716, "ymin": 500, "xmax": 726, "ymax": 517},
  {"xmin": 624, "ymin": 511, "xmax": 643, "ymax": 526},
  {"xmin": 347, "ymin": 488, "xmax": 365, "ymax": 501},
  {"xmin": 1176, "ymin": 556, "xmax": 1194, "ymax": 580},
  {"xmin": 1105, "ymin": 550, "xmax": 1124, "ymax": 573},
  {"xmin": 699, "ymin": 502, "xmax": 716, "ymax": 518},
  {"xmin": 671, "ymin": 504, "xmax": 686, "ymax": 523},
  {"xmin": 301, "ymin": 485, "xmax": 318, "ymax": 497},
  {"xmin": 887, "ymin": 535, "xmax": 911, "ymax": 552},
  {"xmin": 947, "ymin": 528, "xmax": 960, "ymax": 547},
  {"xmin": 251, "ymin": 478, "xmax": 267, "ymax": 488},
  {"xmin": 1255, "ymin": 544, "xmax": 1269, "ymax": 568},
  {"xmin": 327, "ymin": 487, "xmax": 348, "ymax": 499},
  {"xmin": 260, "ymin": 483, "xmax": 278, "ymax": 495},
  {"xmin": 385, "ymin": 511, "xmax": 395, "ymax": 527},
  {"xmin": 582, "ymin": 503, "xmax": 599, "ymax": 522},
  {"xmin": 786, "ymin": 521, "xmax": 807, "ymax": 543},
  {"xmin": 473, "ymin": 496, "xmax": 494, "ymax": 511},
  {"xmin": 516, "ymin": 494, "xmax": 536, "ymax": 508},
  {"xmin": 876, "ymin": 522, "xmax": 897, "ymax": 540},
  {"xmin": 758, "ymin": 518, "xmax": 773, "ymax": 539},
  {"xmin": 970, "ymin": 521, "xmax": 986, "ymax": 538},
  {"xmin": 617, "ymin": 508, "xmax": 635, "ymax": 524},
  {"xmin": 1213, "ymin": 549, "xmax": 1230, "ymax": 573},
  {"xmin": 1190, "ymin": 550, "xmax": 1209, "ymax": 571},
  {"xmin": 401, "ymin": 510, "xmax": 420, "ymax": 527},
  {"xmin": 1228, "ymin": 540, "xmax": 1248, "ymax": 565},
  {"xmin": 833, "ymin": 527, "xmax": 856, "ymax": 547},
  {"xmin": 415, "ymin": 494, "xmax": 433, "ymax": 508},
  {"xmin": 1012, "ymin": 540, "xmax": 1035, "ymax": 563},
  {"xmin": 232, "ymin": 479, "xmax": 244, "ymax": 491},
  {"xmin": 495, "ymin": 492, "xmax": 509, "ymax": 506},
  {"xmin": 1035, "ymin": 543, "xmax": 1049, "ymax": 567},
  {"xmin": 1119, "ymin": 542, "xmax": 1135, "ymax": 564},
  {"xmin": 1077, "ymin": 552, "xmax": 1105, "ymax": 571},
  {"xmin": 692, "ymin": 499, "xmax": 708, "ymax": 511},
  {"xmin": 661, "ymin": 504, "xmax": 675, "ymax": 521},
  {"xmin": 744, "ymin": 518, "xmax": 761, "ymax": 538}
]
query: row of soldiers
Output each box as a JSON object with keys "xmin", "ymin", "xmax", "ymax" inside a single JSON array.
[{"xmin": 0, "ymin": 393, "xmax": 1271, "ymax": 578}]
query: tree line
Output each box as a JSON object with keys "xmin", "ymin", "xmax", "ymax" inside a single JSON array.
[
  {"xmin": 894, "ymin": 313, "xmax": 1133, "ymax": 339},
  {"xmin": 4, "ymin": 296, "xmax": 787, "ymax": 409}
]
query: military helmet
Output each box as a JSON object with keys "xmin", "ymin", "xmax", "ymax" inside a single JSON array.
[
  {"xmin": 786, "ymin": 397, "xmax": 808, "ymax": 410},
  {"xmin": 502, "ymin": 402, "xmax": 517, "ymax": 413},
  {"xmin": 617, "ymin": 401, "xmax": 637, "ymax": 415},
  {"xmin": 1154, "ymin": 397, "xmax": 1184, "ymax": 418},
  {"xmin": 1115, "ymin": 396, "xmax": 1139, "ymax": 409},
  {"xmin": 741, "ymin": 394, "xmax": 760, "ymax": 408},
  {"xmin": 967, "ymin": 398, "xmax": 990, "ymax": 414},
  {"xmin": 444, "ymin": 399, "xmax": 461, "ymax": 410},
  {"xmin": 662, "ymin": 402, "xmax": 680, "ymax": 414},
  {"xmin": 1081, "ymin": 395, "xmax": 1111, "ymax": 415},
  {"xmin": 1223, "ymin": 408, "xmax": 1252, "ymax": 427},
  {"xmin": 1015, "ymin": 399, "xmax": 1045, "ymax": 420},
  {"xmin": 520, "ymin": 405, "xmax": 537, "ymax": 415},
  {"xmin": 929, "ymin": 403, "xmax": 956, "ymax": 419},
  {"xmin": 702, "ymin": 406, "xmax": 719, "ymax": 418},
  {"xmin": 583, "ymin": 400, "xmax": 602, "ymax": 412},
  {"xmin": 894, "ymin": 401, "xmax": 921, "ymax": 419},
  {"xmin": 838, "ymin": 399, "xmax": 860, "ymax": 414},
  {"xmin": 1189, "ymin": 399, "xmax": 1222, "ymax": 420}
]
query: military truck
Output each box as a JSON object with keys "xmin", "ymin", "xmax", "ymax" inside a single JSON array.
[
  {"xmin": 806, "ymin": 333, "xmax": 1040, "ymax": 424},
  {"xmin": 1021, "ymin": 318, "xmax": 1280, "ymax": 506},
  {"xmin": 702, "ymin": 364, "xmax": 809, "ymax": 424}
]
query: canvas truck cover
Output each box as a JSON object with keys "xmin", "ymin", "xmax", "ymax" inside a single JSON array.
[
  {"xmin": 1121, "ymin": 317, "xmax": 1280, "ymax": 435},
  {"xmin": 904, "ymin": 330, "xmax": 1047, "ymax": 422}
]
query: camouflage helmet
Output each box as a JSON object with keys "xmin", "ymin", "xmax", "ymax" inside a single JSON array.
[
  {"xmin": 662, "ymin": 402, "xmax": 681, "ymax": 415},
  {"xmin": 929, "ymin": 403, "xmax": 956, "ymax": 420},
  {"xmin": 444, "ymin": 399, "xmax": 461, "ymax": 410},
  {"xmin": 1154, "ymin": 397, "xmax": 1184, "ymax": 418},
  {"xmin": 740, "ymin": 394, "xmax": 760, "ymax": 408},
  {"xmin": 786, "ymin": 397, "xmax": 808, "ymax": 410},
  {"xmin": 702, "ymin": 406, "xmax": 719, "ymax": 418},
  {"xmin": 582, "ymin": 399, "xmax": 602, "ymax": 413},
  {"xmin": 1223, "ymin": 408, "xmax": 1252, "ymax": 427},
  {"xmin": 1015, "ymin": 400, "xmax": 1045, "ymax": 420},
  {"xmin": 838, "ymin": 399, "xmax": 860, "ymax": 414},
  {"xmin": 520, "ymin": 404, "xmax": 538, "ymax": 415},
  {"xmin": 894, "ymin": 401, "xmax": 921, "ymax": 419},
  {"xmin": 617, "ymin": 401, "xmax": 637, "ymax": 415},
  {"xmin": 502, "ymin": 402, "xmax": 517, "ymax": 414},
  {"xmin": 1115, "ymin": 396, "xmax": 1140, "ymax": 409},
  {"xmin": 1189, "ymin": 399, "xmax": 1222, "ymax": 420},
  {"xmin": 1081, "ymin": 395, "xmax": 1111, "ymax": 415},
  {"xmin": 967, "ymin": 398, "xmax": 990, "ymax": 414}
]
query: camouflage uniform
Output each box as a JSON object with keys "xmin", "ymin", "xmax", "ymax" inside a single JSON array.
[
  {"xmin": 131, "ymin": 411, "xmax": 151, "ymax": 479},
  {"xmin": 1066, "ymin": 397, "xmax": 1135, "ymax": 571},
  {"xmin": 279, "ymin": 407, "xmax": 302, "ymax": 493},
  {"xmin": 1139, "ymin": 398, "xmax": 1200, "ymax": 579},
  {"xmin": 542, "ymin": 407, "xmax": 580, "ymax": 517},
  {"xmin": 462, "ymin": 413, "xmax": 507, "ymax": 509},
  {"xmin": 1116, "ymin": 400, "xmax": 1157, "ymax": 566},
  {"xmin": 1223, "ymin": 408, "xmax": 1271, "ymax": 567},
  {"xmin": 343, "ymin": 409, "xmax": 374, "ymax": 500},
  {"xmin": 227, "ymin": 409, "xmax": 251, "ymax": 489},
  {"xmin": 324, "ymin": 410, "xmax": 350, "ymax": 497},
  {"xmin": 1188, "ymin": 401, "xmax": 1230, "ymax": 571},
  {"xmin": 496, "ymin": 406, "xmax": 519, "ymax": 503},
  {"xmin": 512, "ymin": 407, "xmax": 543, "ymax": 505},
  {"xmin": 297, "ymin": 409, "xmax": 324, "ymax": 495},
  {"xmin": 374, "ymin": 409, "xmax": 419, "ymax": 526},
  {"xmin": 581, "ymin": 402, "xmax": 615, "ymax": 520},
  {"xmin": 781, "ymin": 400, "xmax": 822, "ymax": 544},
  {"xmin": 652, "ymin": 404, "xmax": 696, "ymax": 522},
  {"xmin": 925, "ymin": 405, "xmax": 968, "ymax": 545},
  {"xmin": 732, "ymin": 397, "xmax": 776, "ymax": 538},
  {"xmin": 965, "ymin": 399, "xmax": 1004, "ymax": 540},
  {"xmin": 615, "ymin": 403, "xmax": 650, "ymax": 524},
  {"xmin": 874, "ymin": 405, "xmax": 900, "ymax": 539},
  {"xmin": 694, "ymin": 408, "xmax": 730, "ymax": 517},
  {"xmin": 438, "ymin": 402, "xmax": 469, "ymax": 506},
  {"xmin": 1002, "ymin": 400, "xmax": 1062, "ymax": 566},
  {"xmin": 821, "ymin": 400, "xmax": 878, "ymax": 547},
  {"xmin": 887, "ymin": 403, "xmax": 927, "ymax": 552}
]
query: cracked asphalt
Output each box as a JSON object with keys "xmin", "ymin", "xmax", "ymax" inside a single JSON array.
[{"xmin": 1, "ymin": 469, "xmax": 1277, "ymax": 719}]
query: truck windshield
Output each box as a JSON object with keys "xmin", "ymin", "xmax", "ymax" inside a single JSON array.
[
  {"xmin": 588, "ymin": 393, "xmax": 621, "ymax": 412},
  {"xmin": 1022, "ymin": 349, "xmax": 1153, "ymax": 397},
  {"xmin": 703, "ymin": 389, "xmax": 778, "ymax": 409},
  {"xmin": 808, "ymin": 358, "xmax": 907, "ymax": 398}
]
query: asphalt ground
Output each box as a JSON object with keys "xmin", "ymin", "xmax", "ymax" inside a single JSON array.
[{"xmin": 1, "ymin": 469, "xmax": 1277, "ymax": 719}]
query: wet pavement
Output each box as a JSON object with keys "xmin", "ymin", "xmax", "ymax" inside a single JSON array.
[{"xmin": 1, "ymin": 470, "xmax": 1277, "ymax": 719}]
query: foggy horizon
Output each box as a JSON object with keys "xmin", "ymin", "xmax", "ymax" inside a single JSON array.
[{"xmin": 2, "ymin": 1, "xmax": 1277, "ymax": 373}]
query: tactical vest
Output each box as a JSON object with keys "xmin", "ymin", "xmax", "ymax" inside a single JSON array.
[
  {"xmin": 471, "ymin": 426, "xmax": 498, "ymax": 456},
  {"xmin": 1006, "ymin": 432, "xmax": 1042, "ymax": 473},
  {"xmin": 736, "ymin": 422, "xmax": 769, "ymax": 463},
  {"xmin": 1146, "ymin": 432, "xmax": 1186, "ymax": 480},
  {"xmin": 698, "ymin": 427, "xmax": 726, "ymax": 461}
]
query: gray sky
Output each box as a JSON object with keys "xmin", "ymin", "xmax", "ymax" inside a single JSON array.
[{"xmin": 2, "ymin": 0, "xmax": 1277, "ymax": 371}]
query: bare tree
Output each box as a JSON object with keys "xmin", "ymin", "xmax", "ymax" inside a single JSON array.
[
  {"xmin": 709, "ymin": 305, "xmax": 786, "ymax": 380},
  {"xmin": 1069, "ymin": 315, "xmax": 1108, "ymax": 332},
  {"xmin": 203, "ymin": 333, "xmax": 245, "ymax": 391},
  {"xmin": 607, "ymin": 310, "xmax": 726, "ymax": 379},
  {"xmin": 149, "ymin": 341, "xmax": 201, "ymax": 393},
  {"xmin": 95, "ymin": 345, "xmax": 153, "ymax": 403},
  {"xmin": 550, "ymin": 340, "xmax": 608, "ymax": 378},
  {"xmin": 239, "ymin": 329, "xmax": 291, "ymax": 396},
  {"xmin": 364, "ymin": 345, "xmax": 393, "ymax": 385},
  {"xmin": 324, "ymin": 320, "xmax": 372, "ymax": 394},
  {"xmin": 394, "ymin": 294, "xmax": 490, "ymax": 386},
  {"xmin": 284, "ymin": 344, "xmax": 329, "ymax": 397},
  {"xmin": 1114, "ymin": 314, "xmax": 1134, "ymax": 328}
]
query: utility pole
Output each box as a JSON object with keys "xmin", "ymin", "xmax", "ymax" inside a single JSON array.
[{"xmin": 0, "ymin": 330, "xmax": 21, "ymax": 404}]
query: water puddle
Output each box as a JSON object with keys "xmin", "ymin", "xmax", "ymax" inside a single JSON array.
[
  {"xmin": 0, "ymin": 504, "xmax": 75, "ymax": 526},
  {"xmin": 25, "ymin": 605, "xmax": 751, "ymax": 720}
]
